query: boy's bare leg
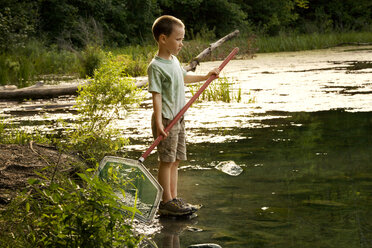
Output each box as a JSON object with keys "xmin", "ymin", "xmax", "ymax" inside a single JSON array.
[
  {"xmin": 158, "ymin": 160, "xmax": 180, "ymax": 202},
  {"xmin": 170, "ymin": 160, "xmax": 180, "ymax": 199},
  {"xmin": 158, "ymin": 161, "xmax": 174, "ymax": 203}
]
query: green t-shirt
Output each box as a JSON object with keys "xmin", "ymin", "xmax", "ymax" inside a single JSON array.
[{"xmin": 147, "ymin": 55, "xmax": 187, "ymax": 119}]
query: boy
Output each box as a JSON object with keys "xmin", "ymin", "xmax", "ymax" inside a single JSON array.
[{"xmin": 148, "ymin": 15, "xmax": 220, "ymax": 216}]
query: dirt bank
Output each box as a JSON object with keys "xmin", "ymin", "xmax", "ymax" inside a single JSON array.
[{"xmin": 0, "ymin": 143, "xmax": 78, "ymax": 206}]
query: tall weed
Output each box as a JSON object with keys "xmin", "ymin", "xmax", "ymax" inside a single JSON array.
[
  {"xmin": 256, "ymin": 31, "xmax": 372, "ymax": 53},
  {"xmin": 189, "ymin": 77, "xmax": 243, "ymax": 103},
  {"xmin": 78, "ymin": 45, "xmax": 105, "ymax": 78},
  {"xmin": 0, "ymin": 40, "xmax": 79, "ymax": 87}
]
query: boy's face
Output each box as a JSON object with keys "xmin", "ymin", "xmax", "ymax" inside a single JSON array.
[{"xmin": 163, "ymin": 25, "xmax": 185, "ymax": 55}]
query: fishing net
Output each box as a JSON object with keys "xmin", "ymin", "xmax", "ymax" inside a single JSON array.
[{"xmin": 98, "ymin": 156, "xmax": 162, "ymax": 222}]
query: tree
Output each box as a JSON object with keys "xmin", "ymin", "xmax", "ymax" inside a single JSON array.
[
  {"xmin": 158, "ymin": 0, "xmax": 247, "ymax": 38},
  {"xmin": 0, "ymin": 0, "xmax": 39, "ymax": 51}
]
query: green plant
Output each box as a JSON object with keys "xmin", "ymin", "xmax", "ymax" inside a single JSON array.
[
  {"xmin": 0, "ymin": 168, "xmax": 142, "ymax": 247},
  {"xmin": 0, "ymin": 40, "xmax": 80, "ymax": 87},
  {"xmin": 62, "ymin": 52, "xmax": 144, "ymax": 163},
  {"xmin": 255, "ymin": 31, "xmax": 372, "ymax": 53},
  {"xmin": 115, "ymin": 54, "xmax": 147, "ymax": 77},
  {"xmin": 0, "ymin": 120, "xmax": 50, "ymax": 145},
  {"xmin": 189, "ymin": 77, "xmax": 243, "ymax": 103},
  {"xmin": 78, "ymin": 45, "xmax": 105, "ymax": 78},
  {"xmin": 110, "ymin": 45, "xmax": 157, "ymax": 76}
]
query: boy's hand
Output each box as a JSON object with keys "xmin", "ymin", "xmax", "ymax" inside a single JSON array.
[
  {"xmin": 206, "ymin": 68, "xmax": 220, "ymax": 79},
  {"xmin": 157, "ymin": 123, "xmax": 168, "ymax": 139}
]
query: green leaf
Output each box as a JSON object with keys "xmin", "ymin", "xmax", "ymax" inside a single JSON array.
[{"xmin": 28, "ymin": 178, "xmax": 40, "ymax": 185}]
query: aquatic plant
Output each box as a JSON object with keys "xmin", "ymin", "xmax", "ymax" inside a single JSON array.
[{"xmin": 189, "ymin": 77, "xmax": 244, "ymax": 103}]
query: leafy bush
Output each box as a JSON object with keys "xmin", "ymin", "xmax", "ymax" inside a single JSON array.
[
  {"xmin": 0, "ymin": 51, "xmax": 146, "ymax": 248},
  {"xmin": 62, "ymin": 53, "xmax": 144, "ymax": 163},
  {"xmin": 0, "ymin": 169, "xmax": 142, "ymax": 247}
]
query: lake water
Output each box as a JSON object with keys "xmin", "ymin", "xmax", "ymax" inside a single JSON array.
[{"xmin": 1, "ymin": 46, "xmax": 372, "ymax": 247}]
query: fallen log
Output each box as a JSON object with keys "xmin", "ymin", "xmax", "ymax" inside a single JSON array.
[
  {"xmin": 0, "ymin": 82, "xmax": 85, "ymax": 100},
  {"xmin": 0, "ymin": 30, "xmax": 240, "ymax": 100},
  {"xmin": 0, "ymin": 78, "xmax": 149, "ymax": 100}
]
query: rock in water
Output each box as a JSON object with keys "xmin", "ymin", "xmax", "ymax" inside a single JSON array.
[
  {"xmin": 188, "ymin": 244, "xmax": 222, "ymax": 248},
  {"xmin": 215, "ymin": 161, "xmax": 243, "ymax": 176}
]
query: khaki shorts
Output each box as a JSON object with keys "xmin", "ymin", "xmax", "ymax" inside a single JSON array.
[{"xmin": 151, "ymin": 114, "xmax": 187, "ymax": 163}]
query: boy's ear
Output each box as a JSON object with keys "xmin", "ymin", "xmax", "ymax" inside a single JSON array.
[{"xmin": 159, "ymin": 34, "xmax": 167, "ymax": 44}]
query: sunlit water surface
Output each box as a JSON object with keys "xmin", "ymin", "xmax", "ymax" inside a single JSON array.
[{"xmin": 1, "ymin": 46, "xmax": 372, "ymax": 248}]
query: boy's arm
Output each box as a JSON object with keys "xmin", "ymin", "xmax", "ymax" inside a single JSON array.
[
  {"xmin": 184, "ymin": 68, "xmax": 220, "ymax": 84},
  {"xmin": 152, "ymin": 92, "xmax": 168, "ymax": 138}
]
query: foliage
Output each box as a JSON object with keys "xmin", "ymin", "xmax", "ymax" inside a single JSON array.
[
  {"xmin": 115, "ymin": 54, "xmax": 148, "ymax": 77},
  {"xmin": 0, "ymin": 40, "xmax": 79, "ymax": 86},
  {"xmin": 110, "ymin": 44, "xmax": 157, "ymax": 76},
  {"xmin": 38, "ymin": 0, "xmax": 159, "ymax": 46},
  {"xmin": 0, "ymin": 168, "xmax": 142, "ymax": 247},
  {"xmin": 0, "ymin": 41, "xmax": 151, "ymax": 86},
  {"xmin": 3, "ymin": 0, "xmax": 370, "ymax": 49},
  {"xmin": 0, "ymin": 49, "xmax": 147, "ymax": 248},
  {"xmin": 295, "ymin": 0, "xmax": 372, "ymax": 33},
  {"xmin": 61, "ymin": 53, "xmax": 144, "ymax": 163},
  {"xmin": 78, "ymin": 45, "xmax": 105, "ymax": 78},
  {"xmin": 159, "ymin": 0, "xmax": 247, "ymax": 38},
  {"xmin": 237, "ymin": 0, "xmax": 309, "ymax": 36},
  {"xmin": 0, "ymin": 1, "xmax": 38, "ymax": 51}
]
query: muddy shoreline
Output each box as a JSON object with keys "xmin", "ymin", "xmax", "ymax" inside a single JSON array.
[{"xmin": 0, "ymin": 143, "xmax": 78, "ymax": 206}]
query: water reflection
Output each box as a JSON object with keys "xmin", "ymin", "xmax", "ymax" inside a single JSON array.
[
  {"xmin": 169, "ymin": 110, "xmax": 372, "ymax": 247},
  {"xmin": 157, "ymin": 215, "xmax": 198, "ymax": 248}
]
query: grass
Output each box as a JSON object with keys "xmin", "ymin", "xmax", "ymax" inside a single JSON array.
[
  {"xmin": 255, "ymin": 31, "xmax": 372, "ymax": 53},
  {"xmin": 0, "ymin": 119, "xmax": 51, "ymax": 144},
  {"xmin": 0, "ymin": 41, "xmax": 79, "ymax": 87}
]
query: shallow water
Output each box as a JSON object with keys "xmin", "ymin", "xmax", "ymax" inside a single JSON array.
[
  {"xmin": 128, "ymin": 47, "xmax": 372, "ymax": 248},
  {"xmin": 1, "ymin": 46, "xmax": 372, "ymax": 247}
]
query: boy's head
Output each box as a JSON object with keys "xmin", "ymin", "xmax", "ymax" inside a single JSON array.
[{"xmin": 152, "ymin": 15, "xmax": 185, "ymax": 42}]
